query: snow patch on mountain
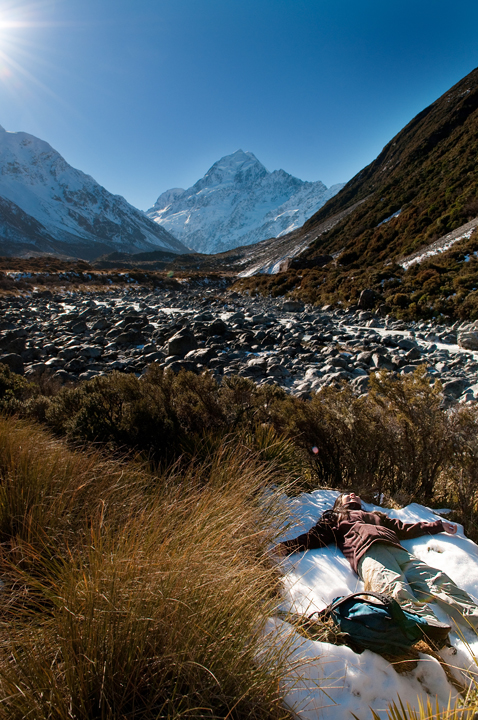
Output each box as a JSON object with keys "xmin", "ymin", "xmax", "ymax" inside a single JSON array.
[
  {"xmin": 0, "ymin": 126, "xmax": 189, "ymax": 258},
  {"xmin": 147, "ymin": 150, "xmax": 344, "ymax": 254}
]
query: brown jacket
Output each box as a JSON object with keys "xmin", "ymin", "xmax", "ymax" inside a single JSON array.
[{"xmin": 282, "ymin": 509, "xmax": 444, "ymax": 573}]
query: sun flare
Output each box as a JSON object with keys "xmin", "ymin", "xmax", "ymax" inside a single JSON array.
[{"xmin": 0, "ymin": 0, "xmax": 65, "ymax": 102}]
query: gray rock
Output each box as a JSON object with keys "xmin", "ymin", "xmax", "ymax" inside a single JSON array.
[
  {"xmin": 78, "ymin": 370, "xmax": 102, "ymax": 381},
  {"xmin": 24, "ymin": 362, "xmax": 47, "ymax": 378},
  {"xmin": 82, "ymin": 346, "xmax": 103, "ymax": 358},
  {"xmin": 458, "ymin": 331, "xmax": 478, "ymax": 351},
  {"xmin": 351, "ymin": 375, "xmax": 369, "ymax": 393},
  {"xmin": 405, "ymin": 347, "xmax": 422, "ymax": 361},
  {"xmin": 329, "ymin": 356, "xmax": 348, "ymax": 369},
  {"xmin": 400, "ymin": 365, "xmax": 418, "ymax": 375},
  {"xmin": 59, "ymin": 345, "xmax": 83, "ymax": 361},
  {"xmin": 357, "ymin": 351, "xmax": 373, "ymax": 365},
  {"xmin": 115, "ymin": 330, "xmax": 146, "ymax": 346},
  {"xmin": 351, "ymin": 367, "xmax": 368, "ymax": 376},
  {"xmin": 185, "ymin": 348, "xmax": 217, "ymax": 363},
  {"xmin": 143, "ymin": 351, "xmax": 166, "ymax": 364},
  {"xmin": 167, "ymin": 329, "xmax": 198, "ymax": 357},
  {"xmin": 52, "ymin": 369, "xmax": 75, "ymax": 383},
  {"xmin": 246, "ymin": 357, "xmax": 267, "ymax": 372},
  {"xmin": 358, "ymin": 289, "xmax": 378, "ymax": 310},
  {"xmin": 283, "ymin": 300, "xmax": 304, "ymax": 312},
  {"xmin": 267, "ymin": 363, "xmax": 291, "ymax": 378},
  {"xmin": 45, "ymin": 357, "xmax": 65, "ymax": 368},
  {"xmin": 64, "ymin": 358, "xmax": 86, "ymax": 372},
  {"xmin": 91, "ymin": 318, "xmax": 111, "ymax": 331},
  {"xmin": 397, "ymin": 338, "xmax": 417, "ymax": 350},
  {"xmin": 442, "ymin": 378, "xmax": 471, "ymax": 398},
  {"xmin": 207, "ymin": 318, "xmax": 228, "ymax": 336},
  {"xmin": 69, "ymin": 321, "xmax": 88, "ymax": 334}
]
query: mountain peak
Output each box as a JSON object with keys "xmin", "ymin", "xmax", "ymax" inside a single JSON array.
[
  {"xmin": 197, "ymin": 149, "xmax": 267, "ymax": 190},
  {"xmin": 147, "ymin": 151, "xmax": 344, "ymax": 253},
  {"xmin": 0, "ymin": 126, "xmax": 190, "ymax": 258}
]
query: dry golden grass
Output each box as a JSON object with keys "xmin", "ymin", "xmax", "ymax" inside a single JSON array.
[{"xmin": 0, "ymin": 416, "xmax": 296, "ymax": 719}]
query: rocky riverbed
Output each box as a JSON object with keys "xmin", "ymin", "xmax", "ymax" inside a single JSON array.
[{"xmin": 2, "ymin": 285, "xmax": 478, "ymax": 403}]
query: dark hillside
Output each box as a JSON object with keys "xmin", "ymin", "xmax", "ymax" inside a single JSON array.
[
  {"xmin": 235, "ymin": 66, "xmax": 478, "ymax": 318},
  {"xmin": 302, "ymin": 65, "xmax": 478, "ymax": 257}
]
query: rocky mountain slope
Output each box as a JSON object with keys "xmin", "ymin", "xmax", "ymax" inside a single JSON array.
[
  {"xmin": 147, "ymin": 150, "xmax": 344, "ymax": 254},
  {"xmin": 236, "ymin": 67, "xmax": 478, "ymax": 319},
  {"xmin": 0, "ymin": 126, "xmax": 189, "ymax": 260}
]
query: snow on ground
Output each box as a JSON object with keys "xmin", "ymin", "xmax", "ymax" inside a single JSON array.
[
  {"xmin": 401, "ymin": 218, "xmax": 478, "ymax": 270},
  {"xmin": 268, "ymin": 489, "xmax": 478, "ymax": 720}
]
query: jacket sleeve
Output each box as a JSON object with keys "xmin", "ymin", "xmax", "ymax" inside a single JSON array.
[
  {"xmin": 380, "ymin": 515, "xmax": 444, "ymax": 540},
  {"xmin": 280, "ymin": 520, "xmax": 337, "ymax": 554}
]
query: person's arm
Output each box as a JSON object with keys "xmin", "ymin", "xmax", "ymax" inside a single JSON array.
[
  {"xmin": 275, "ymin": 519, "xmax": 336, "ymax": 556},
  {"xmin": 379, "ymin": 515, "xmax": 445, "ymax": 540}
]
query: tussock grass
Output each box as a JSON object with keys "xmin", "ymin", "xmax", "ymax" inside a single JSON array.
[
  {"xmin": 0, "ymin": 416, "xmax": 295, "ymax": 719},
  {"xmin": 371, "ymin": 696, "xmax": 478, "ymax": 720}
]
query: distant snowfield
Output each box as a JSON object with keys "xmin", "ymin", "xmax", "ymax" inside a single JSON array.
[
  {"xmin": 269, "ymin": 489, "xmax": 478, "ymax": 720},
  {"xmin": 0, "ymin": 125, "xmax": 187, "ymax": 256},
  {"xmin": 147, "ymin": 150, "xmax": 344, "ymax": 254}
]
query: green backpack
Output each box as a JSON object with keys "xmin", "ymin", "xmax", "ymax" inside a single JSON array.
[{"xmin": 280, "ymin": 592, "xmax": 449, "ymax": 657}]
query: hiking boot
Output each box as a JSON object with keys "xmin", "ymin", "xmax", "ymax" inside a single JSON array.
[{"xmin": 420, "ymin": 618, "xmax": 451, "ymax": 647}]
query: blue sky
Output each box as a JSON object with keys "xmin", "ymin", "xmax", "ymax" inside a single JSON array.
[{"xmin": 0, "ymin": 0, "xmax": 477, "ymax": 210}]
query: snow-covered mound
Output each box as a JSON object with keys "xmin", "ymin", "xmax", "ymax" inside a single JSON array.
[
  {"xmin": 271, "ymin": 490, "xmax": 478, "ymax": 720},
  {"xmin": 147, "ymin": 150, "xmax": 344, "ymax": 254},
  {"xmin": 0, "ymin": 125, "xmax": 189, "ymax": 259}
]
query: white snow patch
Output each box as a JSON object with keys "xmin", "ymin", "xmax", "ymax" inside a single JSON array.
[
  {"xmin": 401, "ymin": 218, "xmax": 478, "ymax": 270},
  {"xmin": 377, "ymin": 209, "xmax": 402, "ymax": 227}
]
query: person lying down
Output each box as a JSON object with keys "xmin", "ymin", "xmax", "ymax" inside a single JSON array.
[{"xmin": 275, "ymin": 491, "xmax": 478, "ymax": 638}]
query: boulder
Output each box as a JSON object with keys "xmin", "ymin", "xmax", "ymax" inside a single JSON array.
[
  {"xmin": 397, "ymin": 338, "xmax": 418, "ymax": 351},
  {"xmin": 167, "ymin": 329, "xmax": 197, "ymax": 357},
  {"xmin": 82, "ymin": 346, "xmax": 103, "ymax": 358},
  {"xmin": 458, "ymin": 331, "xmax": 478, "ymax": 351},
  {"xmin": 185, "ymin": 348, "xmax": 217, "ymax": 363},
  {"xmin": 115, "ymin": 330, "xmax": 146, "ymax": 346},
  {"xmin": 442, "ymin": 378, "xmax": 471, "ymax": 398},
  {"xmin": 358, "ymin": 289, "xmax": 379, "ymax": 310},
  {"xmin": 207, "ymin": 319, "xmax": 228, "ymax": 336},
  {"xmin": 283, "ymin": 300, "xmax": 304, "ymax": 312}
]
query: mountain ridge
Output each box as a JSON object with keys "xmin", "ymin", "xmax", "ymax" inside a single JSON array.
[
  {"xmin": 235, "ymin": 66, "xmax": 478, "ymax": 319},
  {"xmin": 0, "ymin": 126, "xmax": 190, "ymax": 260},
  {"xmin": 147, "ymin": 149, "xmax": 344, "ymax": 254}
]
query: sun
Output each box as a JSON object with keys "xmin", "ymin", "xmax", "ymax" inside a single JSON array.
[{"xmin": 0, "ymin": 1, "xmax": 60, "ymax": 95}]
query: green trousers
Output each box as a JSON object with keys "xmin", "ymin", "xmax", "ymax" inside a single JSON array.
[{"xmin": 357, "ymin": 542, "xmax": 478, "ymax": 629}]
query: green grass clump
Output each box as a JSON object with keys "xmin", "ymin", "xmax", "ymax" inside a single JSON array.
[{"xmin": 0, "ymin": 415, "xmax": 296, "ymax": 720}]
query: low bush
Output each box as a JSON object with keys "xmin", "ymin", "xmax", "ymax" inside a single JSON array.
[{"xmin": 5, "ymin": 361, "xmax": 478, "ymax": 536}]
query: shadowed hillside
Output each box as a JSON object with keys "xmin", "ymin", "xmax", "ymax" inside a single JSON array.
[{"xmin": 235, "ymin": 66, "xmax": 478, "ymax": 319}]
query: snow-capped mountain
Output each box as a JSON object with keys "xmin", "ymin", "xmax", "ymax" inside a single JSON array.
[
  {"xmin": 0, "ymin": 125, "xmax": 189, "ymax": 259},
  {"xmin": 146, "ymin": 150, "xmax": 344, "ymax": 254}
]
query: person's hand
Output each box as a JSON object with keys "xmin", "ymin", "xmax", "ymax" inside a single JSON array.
[{"xmin": 442, "ymin": 522, "xmax": 457, "ymax": 534}]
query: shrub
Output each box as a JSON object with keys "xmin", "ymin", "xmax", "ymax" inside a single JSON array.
[{"xmin": 0, "ymin": 362, "xmax": 37, "ymax": 413}]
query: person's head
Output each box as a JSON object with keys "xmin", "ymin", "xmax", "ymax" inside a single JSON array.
[{"xmin": 333, "ymin": 492, "xmax": 362, "ymax": 512}]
